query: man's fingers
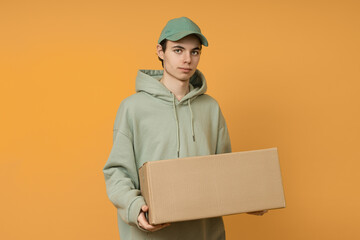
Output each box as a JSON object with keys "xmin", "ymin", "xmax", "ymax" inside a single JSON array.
[
  {"xmin": 257, "ymin": 210, "xmax": 268, "ymax": 215},
  {"xmin": 151, "ymin": 223, "xmax": 171, "ymax": 231},
  {"xmin": 138, "ymin": 216, "xmax": 155, "ymax": 230},
  {"xmin": 153, "ymin": 223, "xmax": 170, "ymax": 231},
  {"xmin": 138, "ymin": 211, "xmax": 161, "ymax": 231},
  {"xmin": 247, "ymin": 210, "xmax": 268, "ymax": 216},
  {"xmin": 139, "ymin": 217, "xmax": 170, "ymax": 231},
  {"xmin": 142, "ymin": 222, "xmax": 166, "ymax": 232},
  {"xmin": 138, "ymin": 206, "xmax": 170, "ymax": 232},
  {"xmin": 138, "ymin": 212, "xmax": 149, "ymax": 226},
  {"xmin": 141, "ymin": 205, "xmax": 149, "ymax": 212}
]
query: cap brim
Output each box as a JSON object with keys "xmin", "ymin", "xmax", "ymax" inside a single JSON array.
[{"xmin": 165, "ymin": 31, "xmax": 208, "ymax": 47}]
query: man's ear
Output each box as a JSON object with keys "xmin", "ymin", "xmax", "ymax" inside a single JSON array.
[{"xmin": 157, "ymin": 44, "xmax": 164, "ymax": 60}]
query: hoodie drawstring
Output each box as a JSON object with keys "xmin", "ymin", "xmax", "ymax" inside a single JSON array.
[
  {"xmin": 172, "ymin": 94, "xmax": 196, "ymax": 158},
  {"xmin": 172, "ymin": 94, "xmax": 180, "ymax": 158},
  {"xmin": 188, "ymin": 99, "xmax": 195, "ymax": 142}
]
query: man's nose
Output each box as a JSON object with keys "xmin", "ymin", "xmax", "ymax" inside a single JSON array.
[{"xmin": 183, "ymin": 52, "xmax": 191, "ymax": 64}]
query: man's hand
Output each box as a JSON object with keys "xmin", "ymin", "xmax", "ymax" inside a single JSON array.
[
  {"xmin": 137, "ymin": 205, "xmax": 171, "ymax": 232},
  {"xmin": 247, "ymin": 210, "xmax": 268, "ymax": 216}
]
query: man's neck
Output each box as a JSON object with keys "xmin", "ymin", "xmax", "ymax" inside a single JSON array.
[{"xmin": 160, "ymin": 73, "xmax": 190, "ymax": 101}]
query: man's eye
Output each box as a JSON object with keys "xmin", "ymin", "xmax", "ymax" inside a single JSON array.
[
  {"xmin": 192, "ymin": 51, "xmax": 199, "ymax": 55},
  {"xmin": 174, "ymin": 49, "xmax": 182, "ymax": 53}
]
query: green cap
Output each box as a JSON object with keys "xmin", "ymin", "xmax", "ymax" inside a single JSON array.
[{"xmin": 158, "ymin": 17, "xmax": 208, "ymax": 47}]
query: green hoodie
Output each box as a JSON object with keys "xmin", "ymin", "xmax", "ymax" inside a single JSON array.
[{"xmin": 103, "ymin": 69, "xmax": 231, "ymax": 240}]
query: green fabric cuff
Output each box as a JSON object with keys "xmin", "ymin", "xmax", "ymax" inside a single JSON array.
[{"xmin": 128, "ymin": 196, "xmax": 146, "ymax": 227}]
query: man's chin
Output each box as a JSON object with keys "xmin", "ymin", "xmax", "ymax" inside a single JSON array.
[
  {"xmin": 178, "ymin": 71, "xmax": 196, "ymax": 80},
  {"xmin": 180, "ymin": 76, "xmax": 194, "ymax": 82},
  {"xmin": 164, "ymin": 69, "xmax": 194, "ymax": 82}
]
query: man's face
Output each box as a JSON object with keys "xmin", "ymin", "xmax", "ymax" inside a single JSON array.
[{"xmin": 157, "ymin": 34, "xmax": 202, "ymax": 82}]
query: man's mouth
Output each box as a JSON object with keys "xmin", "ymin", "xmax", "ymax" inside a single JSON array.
[{"xmin": 179, "ymin": 67, "xmax": 192, "ymax": 72}]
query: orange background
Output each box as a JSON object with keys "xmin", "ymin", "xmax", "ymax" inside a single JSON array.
[{"xmin": 1, "ymin": 0, "xmax": 360, "ymax": 239}]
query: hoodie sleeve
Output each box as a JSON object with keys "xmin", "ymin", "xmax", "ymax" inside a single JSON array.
[
  {"xmin": 103, "ymin": 103, "xmax": 146, "ymax": 229},
  {"xmin": 216, "ymin": 107, "xmax": 232, "ymax": 154}
]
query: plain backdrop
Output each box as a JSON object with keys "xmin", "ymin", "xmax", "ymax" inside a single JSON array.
[{"xmin": 1, "ymin": 0, "xmax": 359, "ymax": 239}]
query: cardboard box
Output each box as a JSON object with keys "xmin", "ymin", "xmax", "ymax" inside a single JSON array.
[{"xmin": 139, "ymin": 147, "xmax": 285, "ymax": 224}]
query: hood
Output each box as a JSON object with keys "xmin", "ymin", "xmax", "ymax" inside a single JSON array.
[
  {"xmin": 135, "ymin": 69, "xmax": 207, "ymax": 104},
  {"xmin": 135, "ymin": 69, "xmax": 208, "ymax": 158}
]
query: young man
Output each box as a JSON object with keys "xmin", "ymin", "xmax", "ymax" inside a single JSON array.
[{"xmin": 103, "ymin": 17, "xmax": 265, "ymax": 240}]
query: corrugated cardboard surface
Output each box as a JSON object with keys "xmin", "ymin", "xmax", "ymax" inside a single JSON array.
[{"xmin": 139, "ymin": 147, "xmax": 285, "ymax": 225}]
